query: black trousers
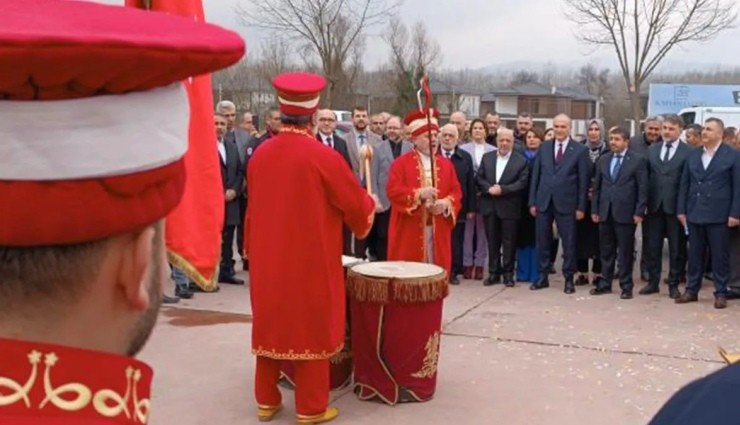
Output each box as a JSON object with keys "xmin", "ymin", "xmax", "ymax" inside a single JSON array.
[
  {"xmin": 237, "ymin": 195, "xmax": 247, "ymax": 256},
  {"xmin": 484, "ymin": 213, "xmax": 518, "ymax": 276},
  {"xmin": 220, "ymin": 224, "xmax": 236, "ymax": 279},
  {"xmin": 577, "ymin": 259, "xmax": 601, "ymax": 274},
  {"xmin": 686, "ymin": 222, "xmax": 730, "ymax": 297},
  {"xmin": 451, "ymin": 220, "xmax": 465, "ymax": 276},
  {"xmin": 368, "ymin": 210, "xmax": 391, "ymax": 261},
  {"xmin": 646, "ymin": 211, "xmax": 685, "ymax": 287},
  {"xmin": 640, "ymin": 219, "xmax": 650, "ymax": 276},
  {"xmin": 537, "ymin": 207, "xmax": 576, "ymax": 279},
  {"xmin": 599, "ymin": 215, "xmax": 636, "ymax": 291}
]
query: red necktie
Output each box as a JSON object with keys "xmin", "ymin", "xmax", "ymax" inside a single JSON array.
[{"xmin": 555, "ymin": 142, "xmax": 564, "ymax": 164}]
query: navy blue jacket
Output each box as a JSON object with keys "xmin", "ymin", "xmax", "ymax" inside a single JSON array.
[
  {"xmin": 677, "ymin": 143, "xmax": 740, "ymax": 224},
  {"xmin": 528, "ymin": 139, "xmax": 589, "ymax": 214},
  {"xmin": 592, "ymin": 150, "xmax": 648, "ymax": 224}
]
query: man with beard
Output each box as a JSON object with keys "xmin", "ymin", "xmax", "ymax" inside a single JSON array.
[{"xmin": 0, "ymin": 0, "xmax": 244, "ymax": 423}]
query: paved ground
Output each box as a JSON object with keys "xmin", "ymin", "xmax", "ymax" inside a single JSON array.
[{"xmin": 140, "ymin": 262, "xmax": 740, "ymax": 425}]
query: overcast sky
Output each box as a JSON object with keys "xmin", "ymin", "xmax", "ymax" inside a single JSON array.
[{"xmin": 93, "ymin": 0, "xmax": 740, "ymax": 71}]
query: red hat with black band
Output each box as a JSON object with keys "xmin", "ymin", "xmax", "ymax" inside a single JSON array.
[{"xmin": 0, "ymin": 0, "xmax": 245, "ymax": 247}]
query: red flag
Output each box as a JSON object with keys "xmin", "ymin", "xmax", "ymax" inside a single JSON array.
[{"xmin": 127, "ymin": 0, "xmax": 231, "ymax": 291}]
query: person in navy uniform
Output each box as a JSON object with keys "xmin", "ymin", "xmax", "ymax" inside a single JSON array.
[
  {"xmin": 676, "ymin": 118, "xmax": 740, "ymax": 309},
  {"xmin": 590, "ymin": 127, "xmax": 648, "ymax": 299}
]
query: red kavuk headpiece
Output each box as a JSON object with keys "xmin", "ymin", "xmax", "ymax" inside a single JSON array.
[
  {"xmin": 272, "ymin": 72, "xmax": 327, "ymax": 116},
  {"xmin": 0, "ymin": 0, "xmax": 245, "ymax": 246},
  {"xmin": 404, "ymin": 108, "xmax": 440, "ymax": 138}
]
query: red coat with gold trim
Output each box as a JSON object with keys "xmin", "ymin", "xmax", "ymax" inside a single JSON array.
[
  {"xmin": 387, "ymin": 150, "xmax": 462, "ymax": 276},
  {"xmin": 0, "ymin": 338, "xmax": 152, "ymax": 424},
  {"xmin": 245, "ymin": 126, "xmax": 375, "ymax": 360}
]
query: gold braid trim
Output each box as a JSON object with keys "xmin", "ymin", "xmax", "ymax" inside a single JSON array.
[
  {"xmin": 346, "ymin": 270, "xmax": 449, "ymax": 305},
  {"xmin": 404, "ymin": 189, "xmax": 423, "ymax": 215},
  {"xmin": 167, "ymin": 249, "xmax": 219, "ymax": 292},
  {"xmin": 253, "ymin": 344, "xmax": 343, "ymax": 361},
  {"xmin": 440, "ymin": 195, "xmax": 457, "ymax": 227}
]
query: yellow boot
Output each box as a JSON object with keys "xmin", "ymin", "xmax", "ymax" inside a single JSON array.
[
  {"xmin": 257, "ymin": 404, "xmax": 283, "ymax": 422},
  {"xmin": 719, "ymin": 347, "xmax": 740, "ymax": 365},
  {"xmin": 296, "ymin": 407, "xmax": 339, "ymax": 424}
]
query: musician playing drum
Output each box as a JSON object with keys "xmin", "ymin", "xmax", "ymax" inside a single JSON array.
[
  {"xmin": 387, "ymin": 107, "xmax": 463, "ymax": 276},
  {"xmin": 244, "ymin": 72, "xmax": 379, "ymax": 424}
]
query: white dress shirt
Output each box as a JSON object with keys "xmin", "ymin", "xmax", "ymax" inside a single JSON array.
[
  {"xmin": 217, "ymin": 139, "xmax": 226, "ymax": 163},
  {"xmin": 660, "ymin": 140, "xmax": 678, "ymax": 162},
  {"xmin": 554, "ymin": 138, "xmax": 569, "ymax": 157},
  {"xmin": 473, "ymin": 143, "xmax": 486, "ymax": 168},
  {"xmin": 702, "ymin": 145, "xmax": 717, "ymax": 170},
  {"xmin": 320, "ymin": 132, "xmax": 333, "ymax": 148},
  {"xmin": 495, "ymin": 151, "xmax": 511, "ymax": 183}
]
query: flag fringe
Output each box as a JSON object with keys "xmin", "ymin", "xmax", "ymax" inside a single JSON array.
[{"xmin": 167, "ymin": 249, "xmax": 219, "ymax": 292}]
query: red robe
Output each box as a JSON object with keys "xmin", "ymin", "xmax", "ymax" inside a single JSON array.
[
  {"xmin": 244, "ymin": 126, "xmax": 375, "ymax": 360},
  {"xmin": 387, "ymin": 150, "xmax": 462, "ymax": 276},
  {"xmin": 0, "ymin": 337, "xmax": 153, "ymax": 424}
]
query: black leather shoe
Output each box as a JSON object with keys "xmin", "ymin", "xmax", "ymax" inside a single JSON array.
[
  {"xmin": 564, "ymin": 279, "xmax": 575, "ymax": 294},
  {"xmin": 163, "ymin": 293, "xmax": 180, "ymax": 304},
  {"xmin": 575, "ymin": 275, "xmax": 589, "ymax": 286},
  {"xmin": 638, "ymin": 284, "xmax": 660, "ymax": 295},
  {"xmin": 220, "ymin": 275, "xmax": 245, "ymax": 285},
  {"xmin": 620, "ymin": 290, "xmax": 634, "ymax": 300},
  {"xmin": 530, "ymin": 278, "xmax": 550, "ymax": 290},
  {"xmin": 668, "ymin": 286, "xmax": 681, "ymax": 299},
  {"xmin": 641, "ymin": 272, "xmax": 650, "ymax": 282},
  {"xmin": 503, "ymin": 275, "xmax": 515, "ymax": 287},
  {"xmin": 450, "ymin": 275, "xmax": 460, "ymax": 286},
  {"xmin": 175, "ymin": 285, "xmax": 194, "ymax": 299},
  {"xmin": 590, "ymin": 286, "xmax": 612, "ymax": 295},
  {"xmin": 484, "ymin": 275, "xmax": 501, "ymax": 286}
]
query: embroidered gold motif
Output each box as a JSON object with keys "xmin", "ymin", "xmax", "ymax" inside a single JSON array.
[
  {"xmin": 252, "ymin": 345, "xmax": 343, "ymax": 361},
  {"xmin": 0, "ymin": 350, "xmax": 150, "ymax": 423},
  {"xmin": 279, "ymin": 125, "xmax": 313, "ymax": 138},
  {"xmin": 411, "ymin": 332, "xmax": 440, "ymax": 379}
]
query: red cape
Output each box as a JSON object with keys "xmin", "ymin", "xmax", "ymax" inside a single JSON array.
[{"xmin": 245, "ymin": 127, "xmax": 375, "ymax": 360}]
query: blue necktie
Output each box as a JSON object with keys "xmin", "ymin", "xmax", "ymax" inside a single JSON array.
[{"xmin": 611, "ymin": 154, "xmax": 623, "ymax": 179}]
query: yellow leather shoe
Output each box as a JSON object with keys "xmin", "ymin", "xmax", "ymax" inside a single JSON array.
[
  {"xmin": 296, "ymin": 407, "xmax": 339, "ymax": 424},
  {"xmin": 257, "ymin": 404, "xmax": 283, "ymax": 422}
]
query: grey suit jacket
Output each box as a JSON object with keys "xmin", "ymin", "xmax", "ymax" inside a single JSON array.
[
  {"xmin": 371, "ymin": 139, "xmax": 413, "ymax": 211},
  {"xmin": 226, "ymin": 129, "xmax": 252, "ymax": 167},
  {"xmin": 459, "ymin": 142, "xmax": 496, "ymax": 174},
  {"xmin": 345, "ymin": 131, "xmax": 383, "ymax": 178}
]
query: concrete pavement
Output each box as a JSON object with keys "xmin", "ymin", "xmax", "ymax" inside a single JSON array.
[{"xmin": 140, "ymin": 269, "xmax": 739, "ymax": 424}]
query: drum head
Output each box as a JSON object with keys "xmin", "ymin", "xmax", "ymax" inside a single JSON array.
[
  {"xmin": 342, "ymin": 255, "xmax": 365, "ymax": 267},
  {"xmin": 350, "ymin": 261, "xmax": 444, "ymax": 279}
]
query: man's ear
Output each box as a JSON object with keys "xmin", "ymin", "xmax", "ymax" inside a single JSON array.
[{"xmin": 116, "ymin": 226, "xmax": 155, "ymax": 312}]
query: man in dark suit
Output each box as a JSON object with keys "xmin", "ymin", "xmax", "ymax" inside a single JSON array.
[
  {"xmin": 630, "ymin": 116, "xmax": 663, "ymax": 282},
  {"xmin": 316, "ymin": 109, "xmax": 352, "ymax": 169},
  {"xmin": 215, "ymin": 113, "xmax": 244, "ymax": 285},
  {"xmin": 477, "ymin": 129, "xmax": 530, "ymax": 287},
  {"xmin": 677, "ymin": 118, "xmax": 740, "ymax": 309},
  {"xmin": 439, "ymin": 123, "xmax": 476, "ymax": 284},
  {"xmin": 528, "ymin": 114, "xmax": 590, "ymax": 294},
  {"xmin": 590, "ymin": 127, "xmax": 648, "ymax": 299},
  {"xmin": 641, "ymin": 114, "xmax": 691, "ymax": 298},
  {"xmin": 225, "ymin": 121, "xmax": 252, "ymax": 270}
]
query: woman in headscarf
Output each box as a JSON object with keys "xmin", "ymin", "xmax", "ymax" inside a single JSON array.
[
  {"xmin": 575, "ymin": 118, "xmax": 609, "ymax": 286},
  {"xmin": 517, "ymin": 128, "xmax": 544, "ymax": 284}
]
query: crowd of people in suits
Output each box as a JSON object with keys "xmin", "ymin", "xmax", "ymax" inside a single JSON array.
[{"xmin": 169, "ymin": 101, "xmax": 740, "ymax": 311}]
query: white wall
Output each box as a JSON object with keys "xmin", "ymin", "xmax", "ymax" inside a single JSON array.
[{"xmin": 496, "ymin": 95, "xmax": 518, "ymax": 115}]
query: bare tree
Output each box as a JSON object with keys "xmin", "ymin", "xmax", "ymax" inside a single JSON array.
[
  {"xmin": 565, "ymin": 0, "xmax": 737, "ymax": 125},
  {"xmin": 255, "ymin": 36, "xmax": 294, "ymax": 82},
  {"xmin": 236, "ymin": 0, "xmax": 401, "ymax": 107},
  {"xmin": 383, "ymin": 18, "xmax": 442, "ymax": 114},
  {"xmin": 510, "ymin": 70, "xmax": 539, "ymax": 86},
  {"xmin": 576, "ymin": 64, "xmax": 611, "ymax": 97}
]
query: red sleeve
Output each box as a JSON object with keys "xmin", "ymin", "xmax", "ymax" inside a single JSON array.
[
  {"xmin": 387, "ymin": 157, "xmax": 423, "ymax": 216},
  {"xmin": 325, "ymin": 153, "xmax": 375, "ymax": 239}
]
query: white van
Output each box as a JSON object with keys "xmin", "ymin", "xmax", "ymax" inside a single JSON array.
[{"xmin": 679, "ymin": 106, "xmax": 740, "ymax": 128}]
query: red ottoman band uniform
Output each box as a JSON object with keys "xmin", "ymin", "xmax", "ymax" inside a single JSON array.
[{"xmin": 0, "ymin": 1, "xmax": 244, "ymax": 424}]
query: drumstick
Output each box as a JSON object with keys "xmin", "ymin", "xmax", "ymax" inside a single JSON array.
[{"xmin": 360, "ymin": 144, "xmax": 374, "ymax": 195}]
